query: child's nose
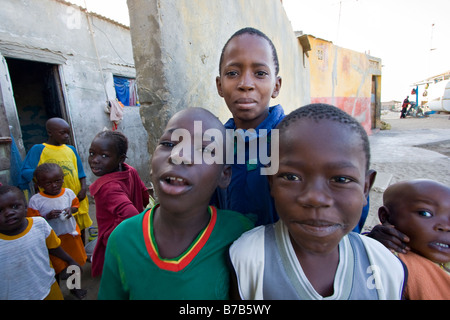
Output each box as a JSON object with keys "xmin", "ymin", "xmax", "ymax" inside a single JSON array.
[
  {"xmin": 434, "ymin": 219, "xmax": 450, "ymax": 233},
  {"xmin": 296, "ymin": 180, "xmax": 333, "ymax": 208},
  {"xmin": 169, "ymin": 149, "xmax": 194, "ymax": 166},
  {"xmin": 238, "ymin": 71, "xmax": 255, "ymax": 91}
]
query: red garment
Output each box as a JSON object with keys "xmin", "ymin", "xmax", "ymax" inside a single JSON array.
[{"xmin": 89, "ymin": 163, "xmax": 149, "ymax": 277}]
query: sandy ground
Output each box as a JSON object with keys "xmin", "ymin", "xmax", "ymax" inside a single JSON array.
[{"xmin": 60, "ymin": 110, "xmax": 450, "ymax": 300}]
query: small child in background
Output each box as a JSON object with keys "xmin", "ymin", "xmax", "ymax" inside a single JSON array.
[
  {"xmin": 98, "ymin": 108, "xmax": 253, "ymax": 299},
  {"xmin": 19, "ymin": 117, "xmax": 92, "ymax": 239},
  {"xmin": 0, "ymin": 185, "xmax": 80, "ymax": 300},
  {"xmin": 229, "ymin": 104, "xmax": 404, "ymax": 300},
  {"xmin": 27, "ymin": 163, "xmax": 87, "ymax": 299},
  {"xmin": 378, "ymin": 179, "xmax": 450, "ymax": 299},
  {"xmin": 88, "ymin": 130, "xmax": 149, "ymax": 277}
]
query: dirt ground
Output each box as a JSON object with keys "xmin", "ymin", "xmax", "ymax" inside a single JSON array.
[
  {"xmin": 362, "ymin": 110, "xmax": 450, "ymax": 232},
  {"xmin": 60, "ymin": 110, "xmax": 450, "ymax": 300}
]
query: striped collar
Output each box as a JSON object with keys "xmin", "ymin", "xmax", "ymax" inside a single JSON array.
[{"xmin": 142, "ymin": 204, "xmax": 217, "ymax": 272}]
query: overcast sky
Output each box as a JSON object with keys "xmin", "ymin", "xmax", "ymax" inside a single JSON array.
[
  {"xmin": 69, "ymin": 0, "xmax": 450, "ymax": 102},
  {"xmin": 283, "ymin": 0, "xmax": 450, "ymax": 101}
]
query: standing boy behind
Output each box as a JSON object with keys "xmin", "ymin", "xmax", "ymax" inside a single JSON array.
[
  {"xmin": 98, "ymin": 108, "xmax": 253, "ymax": 299},
  {"xmin": 214, "ymin": 27, "xmax": 372, "ymax": 230},
  {"xmin": 0, "ymin": 185, "xmax": 81, "ymax": 300},
  {"xmin": 378, "ymin": 179, "xmax": 450, "ymax": 299},
  {"xmin": 19, "ymin": 117, "xmax": 92, "ymax": 236},
  {"xmin": 214, "ymin": 27, "xmax": 283, "ymax": 226},
  {"xmin": 27, "ymin": 163, "xmax": 87, "ymax": 299},
  {"xmin": 229, "ymin": 104, "xmax": 405, "ymax": 300}
]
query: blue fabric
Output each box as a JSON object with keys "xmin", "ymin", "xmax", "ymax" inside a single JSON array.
[
  {"xmin": 10, "ymin": 134, "xmax": 24, "ymax": 187},
  {"xmin": 114, "ymin": 76, "xmax": 130, "ymax": 106},
  {"xmin": 221, "ymin": 105, "xmax": 285, "ymax": 226},
  {"xmin": 352, "ymin": 196, "xmax": 370, "ymax": 233}
]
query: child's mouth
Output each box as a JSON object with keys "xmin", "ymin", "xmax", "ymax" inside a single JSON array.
[
  {"xmin": 159, "ymin": 175, "xmax": 192, "ymax": 195},
  {"xmin": 429, "ymin": 241, "xmax": 450, "ymax": 252},
  {"xmin": 165, "ymin": 176, "xmax": 188, "ymax": 185}
]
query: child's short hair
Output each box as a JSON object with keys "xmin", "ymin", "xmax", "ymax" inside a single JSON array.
[
  {"xmin": 219, "ymin": 27, "xmax": 280, "ymax": 75},
  {"xmin": 277, "ymin": 103, "xmax": 371, "ymax": 171},
  {"xmin": 0, "ymin": 185, "xmax": 26, "ymax": 204},
  {"xmin": 33, "ymin": 163, "xmax": 63, "ymax": 181},
  {"xmin": 94, "ymin": 130, "xmax": 128, "ymax": 156}
]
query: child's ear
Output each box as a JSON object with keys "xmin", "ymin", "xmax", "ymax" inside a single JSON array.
[
  {"xmin": 363, "ymin": 169, "xmax": 377, "ymax": 197},
  {"xmin": 271, "ymin": 76, "xmax": 282, "ymax": 99},
  {"xmin": 119, "ymin": 154, "xmax": 127, "ymax": 164},
  {"xmin": 216, "ymin": 76, "xmax": 224, "ymax": 97},
  {"xmin": 378, "ymin": 205, "xmax": 392, "ymax": 225},
  {"xmin": 217, "ymin": 164, "xmax": 232, "ymax": 189}
]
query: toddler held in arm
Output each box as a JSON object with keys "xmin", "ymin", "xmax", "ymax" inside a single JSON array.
[{"xmin": 377, "ymin": 179, "xmax": 450, "ymax": 299}]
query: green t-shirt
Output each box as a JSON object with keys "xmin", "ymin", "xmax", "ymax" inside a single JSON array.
[{"xmin": 98, "ymin": 205, "xmax": 253, "ymax": 300}]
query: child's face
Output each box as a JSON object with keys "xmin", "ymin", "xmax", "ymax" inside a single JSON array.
[
  {"xmin": 36, "ymin": 168, "xmax": 64, "ymax": 196},
  {"xmin": 151, "ymin": 109, "xmax": 231, "ymax": 213},
  {"xmin": 88, "ymin": 137, "xmax": 124, "ymax": 177},
  {"xmin": 48, "ymin": 121, "xmax": 70, "ymax": 145},
  {"xmin": 386, "ymin": 181, "xmax": 450, "ymax": 264},
  {"xmin": 269, "ymin": 119, "xmax": 371, "ymax": 255},
  {"xmin": 216, "ymin": 33, "xmax": 281, "ymax": 130},
  {"xmin": 0, "ymin": 191, "xmax": 27, "ymax": 235}
]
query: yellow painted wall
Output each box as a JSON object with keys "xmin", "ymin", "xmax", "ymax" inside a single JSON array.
[{"xmin": 307, "ymin": 35, "xmax": 382, "ymax": 133}]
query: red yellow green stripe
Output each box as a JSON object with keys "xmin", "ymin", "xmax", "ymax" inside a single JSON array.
[{"xmin": 142, "ymin": 205, "xmax": 217, "ymax": 272}]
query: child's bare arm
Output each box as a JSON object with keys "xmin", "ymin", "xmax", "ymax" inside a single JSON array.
[{"xmin": 77, "ymin": 177, "xmax": 87, "ymax": 201}]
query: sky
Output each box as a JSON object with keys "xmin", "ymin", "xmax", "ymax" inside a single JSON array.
[
  {"xmin": 282, "ymin": 0, "xmax": 450, "ymax": 101},
  {"xmin": 69, "ymin": 0, "xmax": 450, "ymax": 102}
]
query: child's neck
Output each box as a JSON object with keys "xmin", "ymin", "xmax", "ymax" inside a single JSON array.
[
  {"xmin": 46, "ymin": 139, "xmax": 63, "ymax": 146},
  {"xmin": 234, "ymin": 109, "xmax": 269, "ymax": 130},
  {"xmin": 294, "ymin": 243, "xmax": 339, "ymax": 297},
  {"xmin": 153, "ymin": 204, "xmax": 211, "ymax": 259}
]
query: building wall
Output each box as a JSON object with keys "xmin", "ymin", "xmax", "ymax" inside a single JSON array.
[
  {"xmin": 0, "ymin": 0, "xmax": 151, "ymax": 185},
  {"xmin": 127, "ymin": 0, "xmax": 310, "ymax": 156},
  {"xmin": 307, "ymin": 35, "xmax": 382, "ymax": 133}
]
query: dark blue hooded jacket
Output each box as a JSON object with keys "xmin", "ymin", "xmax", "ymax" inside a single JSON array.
[{"xmin": 217, "ymin": 104, "xmax": 285, "ymax": 226}]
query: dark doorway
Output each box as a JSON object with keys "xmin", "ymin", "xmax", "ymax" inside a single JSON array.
[{"xmin": 5, "ymin": 58, "xmax": 71, "ymax": 152}]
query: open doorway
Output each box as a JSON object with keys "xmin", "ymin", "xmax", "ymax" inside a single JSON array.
[
  {"xmin": 371, "ymin": 75, "xmax": 381, "ymax": 129},
  {"xmin": 5, "ymin": 57, "xmax": 72, "ymax": 152}
]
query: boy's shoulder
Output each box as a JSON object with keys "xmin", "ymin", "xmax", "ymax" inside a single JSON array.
[{"xmin": 215, "ymin": 208, "xmax": 255, "ymax": 232}]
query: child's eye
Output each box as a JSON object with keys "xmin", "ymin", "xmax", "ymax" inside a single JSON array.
[
  {"xmin": 331, "ymin": 176, "xmax": 353, "ymax": 184},
  {"xmin": 255, "ymin": 71, "xmax": 269, "ymax": 77},
  {"xmin": 280, "ymin": 173, "xmax": 300, "ymax": 181},
  {"xmin": 101, "ymin": 154, "xmax": 108, "ymax": 158},
  {"xmin": 198, "ymin": 146, "xmax": 215, "ymax": 155},
  {"xmin": 89, "ymin": 152, "xmax": 94, "ymax": 156},
  {"xmin": 417, "ymin": 210, "xmax": 433, "ymax": 218},
  {"xmin": 160, "ymin": 141, "xmax": 175, "ymax": 148},
  {"xmin": 225, "ymin": 71, "xmax": 238, "ymax": 77}
]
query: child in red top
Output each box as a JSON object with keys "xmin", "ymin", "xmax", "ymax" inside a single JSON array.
[{"xmin": 88, "ymin": 130, "xmax": 149, "ymax": 277}]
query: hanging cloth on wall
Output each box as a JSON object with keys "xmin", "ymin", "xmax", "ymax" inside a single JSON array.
[
  {"xmin": 105, "ymin": 99, "xmax": 124, "ymax": 131},
  {"xmin": 113, "ymin": 76, "xmax": 130, "ymax": 106}
]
